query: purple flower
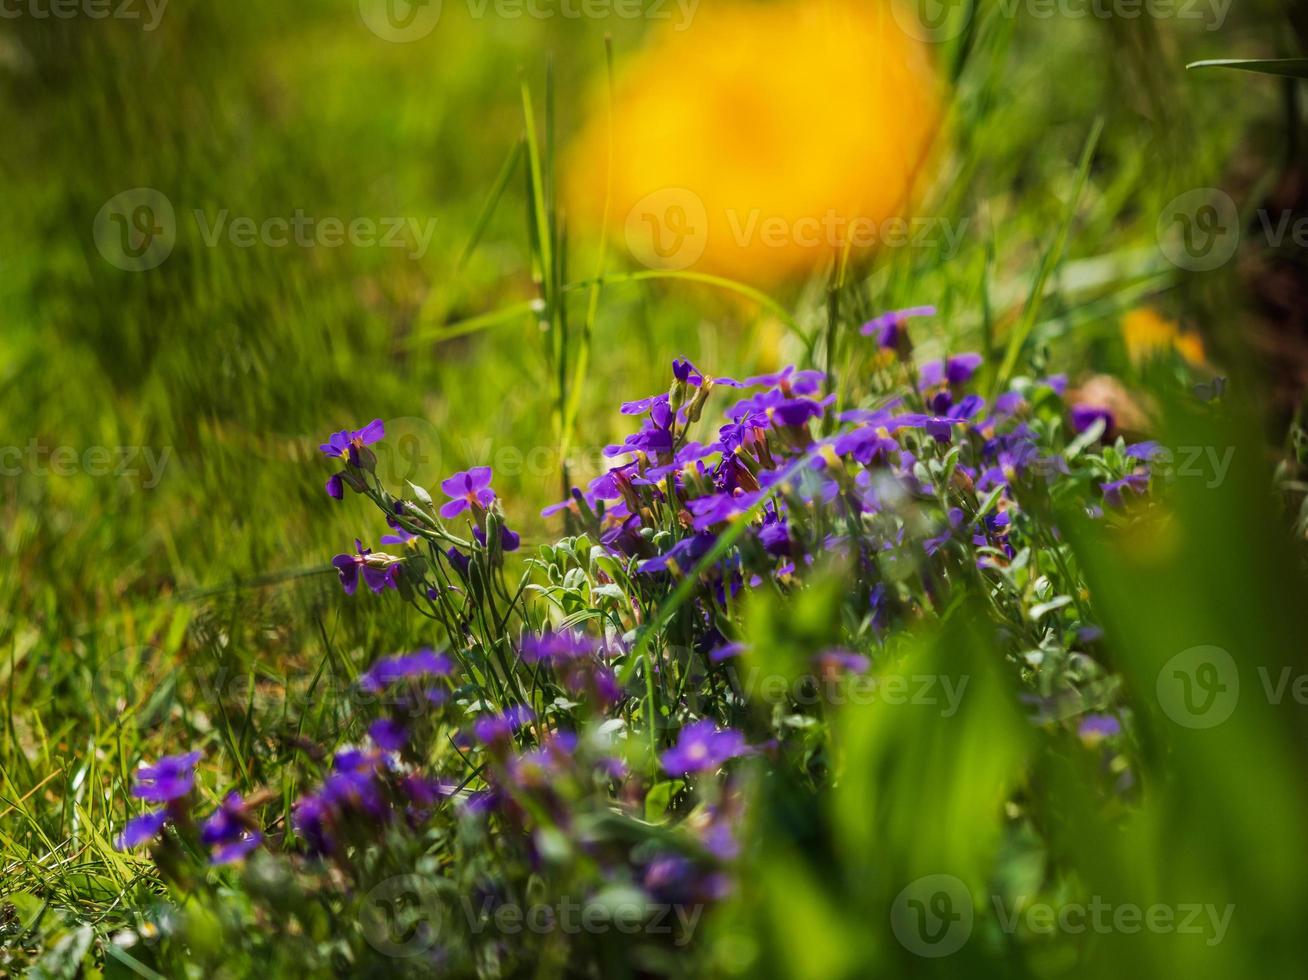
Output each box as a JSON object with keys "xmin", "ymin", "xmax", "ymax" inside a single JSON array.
[
  {"xmin": 919, "ymin": 352, "xmax": 983, "ymax": 389},
  {"xmin": 439, "ymin": 467, "xmax": 495, "ymax": 519},
  {"xmin": 116, "ymin": 809, "xmax": 169, "ymax": 850},
  {"xmin": 660, "ymin": 720, "xmax": 748, "ymax": 775},
  {"xmin": 860, "ymin": 305, "xmax": 936, "ymax": 348},
  {"xmin": 473, "ymin": 523, "xmax": 521, "ymax": 553},
  {"xmin": 1125, "ymin": 441, "xmax": 1164, "ymax": 461},
  {"xmin": 380, "ymin": 527, "xmax": 418, "ymax": 549},
  {"xmin": 672, "ymin": 357, "xmax": 702, "ymax": 385},
  {"xmin": 813, "ymin": 649, "xmax": 871, "ymax": 674},
  {"xmin": 445, "ymin": 546, "xmax": 470, "ymax": 576},
  {"xmin": 331, "ymin": 540, "xmax": 400, "ymax": 596},
  {"xmin": 1070, "ymin": 404, "xmax": 1114, "ymax": 435},
  {"xmin": 771, "ymin": 397, "xmax": 825, "ymax": 428},
  {"xmin": 359, "ymin": 649, "xmax": 454, "ymax": 693},
  {"xmin": 709, "ymin": 642, "xmax": 745, "ymax": 663},
  {"xmin": 757, "ymin": 510, "xmax": 792, "ymax": 557},
  {"xmin": 369, "ymin": 717, "xmax": 409, "ymax": 751},
  {"xmin": 319, "ymin": 419, "xmax": 385, "ymax": 466},
  {"xmin": 201, "ymin": 792, "xmax": 262, "ymax": 865},
  {"xmin": 520, "ymin": 630, "xmax": 595, "ymax": 665},
  {"xmin": 638, "ymin": 532, "xmax": 717, "ymax": 576},
  {"xmin": 1100, "ymin": 472, "xmax": 1149, "ymax": 509},
  {"xmin": 326, "ymin": 473, "xmax": 344, "ymax": 499},
  {"xmin": 1078, "ymin": 714, "xmax": 1121, "ymax": 742},
  {"xmin": 131, "ymin": 750, "xmax": 202, "ymax": 803},
  {"xmin": 472, "ymin": 705, "xmax": 535, "ymax": 746}
]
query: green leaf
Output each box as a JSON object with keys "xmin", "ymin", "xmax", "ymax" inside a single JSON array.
[{"xmin": 1187, "ymin": 58, "xmax": 1308, "ymax": 79}]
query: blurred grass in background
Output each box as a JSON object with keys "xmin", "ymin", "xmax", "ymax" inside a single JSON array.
[{"xmin": 2, "ymin": 0, "xmax": 1306, "ymax": 972}]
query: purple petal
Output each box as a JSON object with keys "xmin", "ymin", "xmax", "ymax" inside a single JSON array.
[
  {"xmin": 117, "ymin": 809, "xmax": 168, "ymax": 849},
  {"xmin": 439, "ymin": 498, "xmax": 469, "ymax": 519}
]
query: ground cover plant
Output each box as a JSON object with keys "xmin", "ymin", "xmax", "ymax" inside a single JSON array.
[{"xmin": 4, "ymin": 1, "xmax": 1308, "ymax": 978}]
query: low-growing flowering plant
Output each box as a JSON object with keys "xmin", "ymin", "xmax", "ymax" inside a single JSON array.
[{"xmin": 113, "ymin": 309, "xmax": 1202, "ymax": 974}]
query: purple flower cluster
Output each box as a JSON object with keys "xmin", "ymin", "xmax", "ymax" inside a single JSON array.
[{"xmin": 117, "ymin": 751, "xmax": 264, "ymax": 866}]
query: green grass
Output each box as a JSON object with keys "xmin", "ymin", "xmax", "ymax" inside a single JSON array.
[{"xmin": 1, "ymin": 0, "xmax": 1303, "ymax": 975}]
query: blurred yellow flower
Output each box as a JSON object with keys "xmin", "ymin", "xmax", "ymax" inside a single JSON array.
[
  {"xmin": 1122, "ymin": 308, "xmax": 1206, "ymax": 367},
  {"xmin": 565, "ymin": 0, "xmax": 944, "ymax": 284}
]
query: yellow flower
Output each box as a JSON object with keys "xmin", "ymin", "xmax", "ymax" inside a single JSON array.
[
  {"xmin": 1122, "ymin": 308, "xmax": 1206, "ymax": 367},
  {"xmin": 565, "ymin": 0, "xmax": 944, "ymax": 284}
]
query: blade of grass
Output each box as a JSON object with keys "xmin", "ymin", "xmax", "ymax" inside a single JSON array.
[{"xmin": 994, "ymin": 116, "xmax": 1103, "ymax": 391}]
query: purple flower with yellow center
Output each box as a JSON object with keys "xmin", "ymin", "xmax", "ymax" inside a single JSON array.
[
  {"xmin": 832, "ymin": 423, "xmax": 900, "ymax": 466},
  {"xmin": 661, "ymin": 720, "xmax": 748, "ymax": 775},
  {"xmin": 201, "ymin": 792, "xmax": 262, "ymax": 865},
  {"xmin": 438, "ymin": 467, "xmax": 495, "ymax": 519},
  {"xmin": 331, "ymin": 539, "xmax": 400, "ymax": 596},
  {"xmin": 380, "ymin": 527, "xmax": 418, "ymax": 550},
  {"xmin": 319, "ymin": 419, "xmax": 385, "ymax": 466},
  {"xmin": 131, "ymin": 750, "xmax": 202, "ymax": 802},
  {"xmin": 359, "ymin": 648, "xmax": 454, "ymax": 694},
  {"xmin": 860, "ymin": 305, "xmax": 936, "ymax": 349}
]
